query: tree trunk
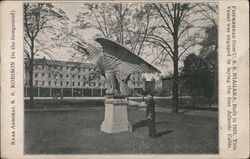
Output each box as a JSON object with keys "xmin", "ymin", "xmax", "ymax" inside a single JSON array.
[
  {"xmin": 208, "ymin": 96, "xmax": 212, "ymax": 108},
  {"xmin": 172, "ymin": 59, "xmax": 179, "ymax": 113},
  {"xmin": 192, "ymin": 89, "xmax": 196, "ymax": 108},
  {"xmin": 29, "ymin": 59, "xmax": 34, "ymax": 107},
  {"xmin": 29, "ymin": 40, "xmax": 35, "ymax": 107},
  {"xmin": 172, "ymin": 33, "xmax": 179, "ymax": 113}
]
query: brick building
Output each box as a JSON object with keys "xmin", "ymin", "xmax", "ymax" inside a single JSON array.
[{"xmin": 24, "ymin": 58, "xmax": 145, "ymax": 97}]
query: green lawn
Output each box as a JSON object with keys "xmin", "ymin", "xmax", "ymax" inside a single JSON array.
[{"xmin": 25, "ymin": 106, "xmax": 218, "ymax": 154}]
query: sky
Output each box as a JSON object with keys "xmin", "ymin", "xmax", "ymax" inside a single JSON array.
[
  {"xmin": 54, "ymin": 3, "xmax": 82, "ymax": 22},
  {"xmin": 37, "ymin": 3, "xmax": 171, "ymax": 80},
  {"xmin": 38, "ymin": 2, "xmax": 217, "ymax": 80}
]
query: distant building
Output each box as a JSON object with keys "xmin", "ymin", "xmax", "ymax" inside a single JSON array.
[
  {"xmin": 24, "ymin": 58, "xmax": 145, "ymax": 97},
  {"xmin": 158, "ymin": 75, "xmax": 190, "ymax": 97},
  {"xmin": 142, "ymin": 76, "xmax": 156, "ymax": 94},
  {"xmin": 128, "ymin": 72, "xmax": 144, "ymax": 96}
]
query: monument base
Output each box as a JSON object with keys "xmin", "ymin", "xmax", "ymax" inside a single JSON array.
[{"xmin": 101, "ymin": 97, "xmax": 132, "ymax": 133}]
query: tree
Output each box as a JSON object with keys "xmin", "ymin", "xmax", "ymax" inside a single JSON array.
[
  {"xmin": 74, "ymin": 3, "xmax": 154, "ymax": 56},
  {"xmin": 182, "ymin": 54, "xmax": 213, "ymax": 107},
  {"xmin": 24, "ymin": 3, "xmax": 68, "ymax": 106},
  {"xmin": 147, "ymin": 3, "xmax": 201, "ymax": 113},
  {"xmin": 145, "ymin": 3, "xmax": 218, "ymax": 113},
  {"xmin": 198, "ymin": 3, "xmax": 218, "ymax": 102}
]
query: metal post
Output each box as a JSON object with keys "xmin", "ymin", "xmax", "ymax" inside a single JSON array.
[
  {"xmin": 100, "ymin": 88, "xmax": 102, "ymax": 97},
  {"xmin": 82, "ymin": 88, "xmax": 84, "ymax": 97},
  {"xmin": 25, "ymin": 86, "xmax": 28, "ymax": 97},
  {"xmin": 49, "ymin": 87, "xmax": 52, "ymax": 97},
  {"xmin": 91, "ymin": 88, "xmax": 93, "ymax": 97},
  {"xmin": 72, "ymin": 87, "xmax": 74, "ymax": 97},
  {"xmin": 61, "ymin": 88, "xmax": 64, "ymax": 100},
  {"xmin": 38, "ymin": 87, "xmax": 40, "ymax": 97}
]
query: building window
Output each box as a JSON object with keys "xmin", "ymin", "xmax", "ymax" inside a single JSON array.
[
  {"xmin": 48, "ymin": 81, "xmax": 51, "ymax": 86},
  {"xmin": 42, "ymin": 73, "xmax": 45, "ymax": 77},
  {"xmin": 82, "ymin": 75, "xmax": 85, "ymax": 79},
  {"xmin": 66, "ymin": 74, "xmax": 69, "ymax": 78},
  {"xmin": 54, "ymin": 81, "xmax": 57, "ymax": 86},
  {"xmin": 60, "ymin": 74, "xmax": 63, "ymax": 79},
  {"xmin": 72, "ymin": 82, "xmax": 75, "ymax": 86},
  {"xmin": 72, "ymin": 75, "xmax": 75, "ymax": 79},
  {"xmin": 89, "ymin": 82, "xmax": 95, "ymax": 87},
  {"xmin": 42, "ymin": 81, "xmax": 45, "ymax": 86},
  {"xmin": 78, "ymin": 82, "xmax": 80, "ymax": 86},
  {"xmin": 138, "ymin": 77, "xmax": 140, "ymax": 81},
  {"xmin": 34, "ymin": 73, "xmax": 38, "ymax": 78},
  {"xmin": 48, "ymin": 73, "xmax": 51, "ymax": 78},
  {"xmin": 66, "ymin": 82, "xmax": 69, "ymax": 86},
  {"xmin": 83, "ymin": 82, "xmax": 86, "ymax": 86},
  {"xmin": 55, "ymin": 74, "xmax": 57, "ymax": 78},
  {"xmin": 35, "ymin": 80, "xmax": 38, "ymax": 85},
  {"xmin": 61, "ymin": 81, "xmax": 63, "ymax": 86},
  {"xmin": 78, "ymin": 75, "xmax": 80, "ymax": 79}
]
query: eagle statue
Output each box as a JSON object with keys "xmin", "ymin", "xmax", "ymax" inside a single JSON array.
[{"xmin": 74, "ymin": 38, "xmax": 160, "ymax": 97}]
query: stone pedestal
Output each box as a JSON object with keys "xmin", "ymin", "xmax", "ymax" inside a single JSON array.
[{"xmin": 101, "ymin": 97, "xmax": 132, "ymax": 133}]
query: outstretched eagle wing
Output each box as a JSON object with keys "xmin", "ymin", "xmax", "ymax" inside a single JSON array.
[{"xmin": 95, "ymin": 38, "xmax": 161, "ymax": 76}]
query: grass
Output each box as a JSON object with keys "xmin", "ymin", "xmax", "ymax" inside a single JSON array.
[
  {"xmin": 25, "ymin": 106, "xmax": 218, "ymax": 154},
  {"xmin": 25, "ymin": 97, "xmax": 218, "ymax": 110}
]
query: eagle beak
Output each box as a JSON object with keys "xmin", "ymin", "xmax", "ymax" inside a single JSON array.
[{"xmin": 74, "ymin": 41, "xmax": 89, "ymax": 56}]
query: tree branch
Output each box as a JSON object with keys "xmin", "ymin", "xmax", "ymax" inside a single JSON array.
[{"xmin": 178, "ymin": 43, "xmax": 197, "ymax": 59}]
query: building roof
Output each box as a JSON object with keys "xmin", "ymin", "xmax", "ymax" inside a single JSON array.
[{"xmin": 24, "ymin": 58, "xmax": 95, "ymax": 68}]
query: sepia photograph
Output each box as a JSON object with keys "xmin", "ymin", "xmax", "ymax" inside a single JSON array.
[{"xmin": 23, "ymin": 2, "xmax": 219, "ymax": 154}]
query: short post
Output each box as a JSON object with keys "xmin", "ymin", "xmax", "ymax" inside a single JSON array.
[
  {"xmin": 49, "ymin": 87, "xmax": 52, "ymax": 97},
  {"xmin": 25, "ymin": 86, "xmax": 28, "ymax": 97},
  {"xmin": 91, "ymin": 88, "xmax": 93, "ymax": 97},
  {"xmin": 38, "ymin": 87, "xmax": 40, "ymax": 97},
  {"xmin": 61, "ymin": 88, "xmax": 63, "ymax": 100}
]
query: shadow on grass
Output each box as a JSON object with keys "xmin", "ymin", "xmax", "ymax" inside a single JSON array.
[
  {"xmin": 156, "ymin": 121, "xmax": 172, "ymax": 124},
  {"xmin": 179, "ymin": 110, "xmax": 192, "ymax": 114},
  {"xmin": 132, "ymin": 120, "xmax": 148, "ymax": 131},
  {"xmin": 155, "ymin": 130, "xmax": 173, "ymax": 137}
]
